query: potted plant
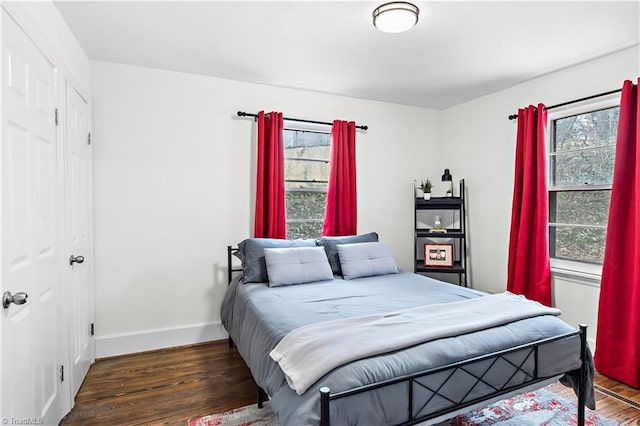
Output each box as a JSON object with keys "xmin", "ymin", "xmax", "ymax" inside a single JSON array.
[
  {"xmin": 420, "ymin": 179, "xmax": 433, "ymax": 200},
  {"xmin": 415, "ymin": 180, "xmax": 424, "ymax": 198}
]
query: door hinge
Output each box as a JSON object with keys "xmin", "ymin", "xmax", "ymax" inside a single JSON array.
[
  {"xmin": 59, "ymin": 365, "xmax": 64, "ymax": 382},
  {"xmin": 54, "ymin": 108, "xmax": 59, "ymax": 126},
  {"xmin": 90, "ymin": 323, "xmax": 94, "ymax": 336},
  {"xmin": 87, "ymin": 132, "xmax": 91, "ymax": 145}
]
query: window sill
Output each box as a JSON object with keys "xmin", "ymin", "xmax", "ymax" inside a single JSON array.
[{"xmin": 550, "ymin": 258, "xmax": 602, "ymax": 287}]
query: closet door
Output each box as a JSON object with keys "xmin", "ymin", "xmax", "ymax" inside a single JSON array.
[
  {"xmin": 1, "ymin": 11, "xmax": 64, "ymax": 425},
  {"xmin": 65, "ymin": 83, "xmax": 94, "ymax": 398}
]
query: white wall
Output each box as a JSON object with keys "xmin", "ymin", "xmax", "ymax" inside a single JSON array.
[
  {"xmin": 439, "ymin": 46, "xmax": 639, "ymax": 345},
  {"xmin": 91, "ymin": 61, "xmax": 440, "ymax": 357}
]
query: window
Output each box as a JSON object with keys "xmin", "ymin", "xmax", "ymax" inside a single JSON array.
[
  {"xmin": 284, "ymin": 128, "xmax": 330, "ymax": 239},
  {"xmin": 548, "ymin": 102, "xmax": 619, "ymax": 266}
]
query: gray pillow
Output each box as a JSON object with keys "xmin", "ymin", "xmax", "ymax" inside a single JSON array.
[
  {"xmin": 237, "ymin": 238, "xmax": 317, "ymax": 283},
  {"xmin": 264, "ymin": 247, "xmax": 333, "ymax": 287},
  {"xmin": 316, "ymin": 232, "xmax": 379, "ymax": 276},
  {"xmin": 337, "ymin": 241, "xmax": 399, "ymax": 280}
]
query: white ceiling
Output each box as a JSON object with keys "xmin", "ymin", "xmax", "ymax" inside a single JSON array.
[{"xmin": 54, "ymin": 1, "xmax": 640, "ymax": 109}]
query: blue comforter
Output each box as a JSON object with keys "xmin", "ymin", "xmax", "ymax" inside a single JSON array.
[{"xmin": 221, "ymin": 272, "xmax": 593, "ymax": 425}]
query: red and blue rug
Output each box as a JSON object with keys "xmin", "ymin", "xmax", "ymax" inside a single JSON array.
[{"xmin": 188, "ymin": 388, "xmax": 618, "ymax": 426}]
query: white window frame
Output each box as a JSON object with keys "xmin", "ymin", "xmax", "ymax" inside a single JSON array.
[
  {"xmin": 283, "ymin": 122, "xmax": 331, "ymax": 239},
  {"xmin": 547, "ymin": 93, "xmax": 620, "ymax": 281}
]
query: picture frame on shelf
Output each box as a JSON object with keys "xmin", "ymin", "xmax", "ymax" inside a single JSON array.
[{"xmin": 423, "ymin": 243, "xmax": 454, "ymax": 267}]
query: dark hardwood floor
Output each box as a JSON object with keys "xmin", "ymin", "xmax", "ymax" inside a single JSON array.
[
  {"xmin": 60, "ymin": 340, "xmax": 640, "ymax": 425},
  {"xmin": 60, "ymin": 340, "xmax": 256, "ymax": 425}
]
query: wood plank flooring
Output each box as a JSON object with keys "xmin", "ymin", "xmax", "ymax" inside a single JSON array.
[
  {"xmin": 61, "ymin": 340, "xmax": 640, "ymax": 425},
  {"xmin": 60, "ymin": 340, "xmax": 256, "ymax": 425}
]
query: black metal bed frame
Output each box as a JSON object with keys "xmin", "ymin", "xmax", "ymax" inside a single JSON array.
[{"xmin": 226, "ymin": 245, "xmax": 588, "ymax": 426}]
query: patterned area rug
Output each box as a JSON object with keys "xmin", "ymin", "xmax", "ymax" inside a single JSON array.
[{"xmin": 187, "ymin": 388, "xmax": 619, "ymax": 426}]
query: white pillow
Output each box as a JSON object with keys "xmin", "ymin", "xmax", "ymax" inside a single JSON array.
[
  {"xmin": 264, "ymin": 246, "xmax": 333, "ymax": 287},
  {"xmin": 337, "ymin": 241, "xmax": 399, "ymax": 280}
]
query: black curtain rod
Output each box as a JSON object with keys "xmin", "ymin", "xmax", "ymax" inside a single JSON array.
[
  {"xmin": 507, "ymin": 88, "xmax": 623, "ymax": 120},
  {"xmin": 237, "ymin": 111, "xmax": 368, "ymax": 131}
]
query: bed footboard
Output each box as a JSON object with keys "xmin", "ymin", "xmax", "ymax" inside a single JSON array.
[{"xmin": 319, "ymin": 325, "xmax": 588, "ymax": 426}]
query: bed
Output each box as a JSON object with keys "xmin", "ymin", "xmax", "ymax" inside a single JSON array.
[{"xmin": 221, "ymin": 235, "xmax": 593, "ymax": 426}]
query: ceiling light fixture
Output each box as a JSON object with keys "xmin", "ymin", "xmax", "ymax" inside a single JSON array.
[{"xmin": 372, "ymin": 2, "xmax": 419, "ymax": 33}]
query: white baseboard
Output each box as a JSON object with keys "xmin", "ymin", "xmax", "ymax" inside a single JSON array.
[{"xmin": 95, "ymin": 321, "xmax": 228, "ymax": 358}]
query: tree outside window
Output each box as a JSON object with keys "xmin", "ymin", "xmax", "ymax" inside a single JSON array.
[
  {"xmin": 284, "ymin": 129, "xmax": 330, "ymax": 239},
  {"xmin": 549, "ymin": 106, "xmax": 619, "ymax": 264}
]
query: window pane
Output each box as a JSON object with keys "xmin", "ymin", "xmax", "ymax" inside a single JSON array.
[
  {"xmin": 550, "ymin": 225, "xmax": 606, "ymax": 264},
  {"xmin": 550, "ymin": 190, "xmax": 610, "ymax": 226},
  {"xmin": 284, "ymin": 130, "xmax": 330, "ymax": 190},
  {"xmin": 287, "ymin": 221, "xmax": 324, "ymax": 240},
  {"xmin": 286, "ymin": 191, "xmax": 326, "ymax": 220},
  {"xmin": 284, "ymin": 130, "xmax": 330, "ymax": 239},
  {"xmin": 284, "ymin": 130, "xmax": 330, "ymax": 150},
  {"xmin": 553, "ymin": 107, "xmax": 619, "ymax": 152},
  {"xmin": 548, "ymin": 105, "xmax": 618, "ymax": 266},
  {"xmin": 286, "ymin": 191, "xmax": 326, "ymax": 239},
  {"xmin": 551, "ymin": 148, "xmax": 614, "ymax": 186}
]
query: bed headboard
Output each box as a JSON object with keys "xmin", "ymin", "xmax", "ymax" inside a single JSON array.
[{"xmin": 227, "ymin": 245, "xmax": 242, "ymax": 285}]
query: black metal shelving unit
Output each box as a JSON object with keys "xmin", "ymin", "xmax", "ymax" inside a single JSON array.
[{"xmin": 414, "ymin": 179, "xmax": 467, "ymax": 286}]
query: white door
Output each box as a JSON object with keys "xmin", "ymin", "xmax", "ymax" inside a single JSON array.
[
  {"xmin": 65, "ymin": 83, "xmax": 94, "ymax": 398},
  {"xmin": 1, "ymin": 11, "xmax": 64, "ymax": 425}
]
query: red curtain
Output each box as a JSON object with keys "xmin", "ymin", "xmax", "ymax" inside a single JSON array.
[
  {"xmin": 595, "ymin": 79, "xmax": 640, "ymax": 388},
  {"xmin": 507, "ymin": 104, "xmax": 552, "ymax": 306},
  {"xmin": 254, "ymin": 111, "xmax": 286, "ymax": 239},
  {"xmin": 323, "ymin": 120, "xmax": 357, "ymax": 236}
]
